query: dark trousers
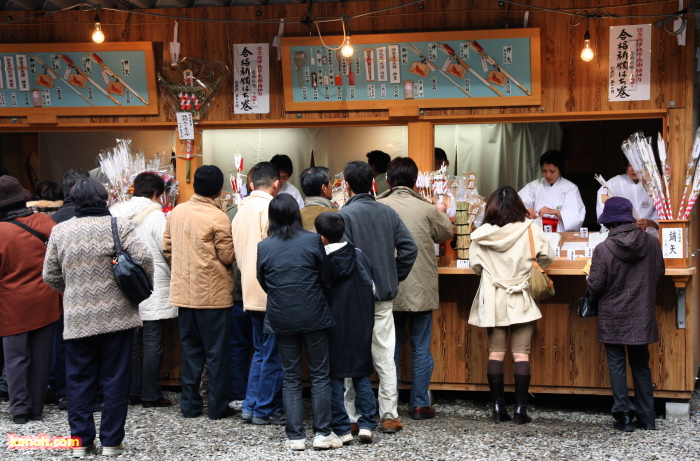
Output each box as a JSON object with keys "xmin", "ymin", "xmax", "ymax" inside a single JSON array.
[
  {"xmin": 178, "ymin": 307, "xmax": 231, "ymax": 419},
  {"xmin": 130, "ymin": 320, "xmax": 165, "ymax": 402},
  {"xmin": 277, "ymin": 330, "xmax": 332, "ymax": 440},
  {"xmin": 3, "ymin": 322, "xmax": 54, "ymax": 417},
  {"xmin": 50, "ymin": 316, "xmax": 67, "ymax": 399},
  {"xmin": 605, "ymin": 344, "xmax": 655, "ymax": 423},
  {"xmin": 229, "ymin": 301, "xmax": 252, "ymax": 401},
  {"xmin": 65, "ymin": 329, "xmax": 133, "ymax": 448}
]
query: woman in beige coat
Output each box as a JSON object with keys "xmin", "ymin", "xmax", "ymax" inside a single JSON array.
[{"xmin": 469, "ymin": 186, "xmax": 554, "ymax": 425}]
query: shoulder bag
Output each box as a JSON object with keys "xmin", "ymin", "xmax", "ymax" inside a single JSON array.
[
  {"xmin": 527, "ymin": 225, "xmax": 555, "ymax": 301},
  {"xmin": 111, "ymin": 217, "xmax": 153, "ymax": 305},
  {"xmin": 578, "ymin": 290, "xmax": 599, "ymax": 317}
]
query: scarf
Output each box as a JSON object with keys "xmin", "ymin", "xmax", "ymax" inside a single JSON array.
[
  {"xmin": 75, "ymin": 204, "xmax": 111, "ymax": 218},
  {"xmin": 0, "ymin": 207, "xmax": 33, "ymax": 222},
  {"xmin": 303, "ymin": 196, "xmax": 337, "ymax": 209}
]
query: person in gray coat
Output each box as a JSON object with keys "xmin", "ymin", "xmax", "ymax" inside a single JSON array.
[
  {"xmin": 587, "ymin": 197, "xmax": 664, "ymax": 432},
  {"xmin": 339, "ymin": 160, "xmax": 417, "ymax": 434}
]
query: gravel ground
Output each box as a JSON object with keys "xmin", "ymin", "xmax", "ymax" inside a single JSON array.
[{"xmin": 3, "ymin": 389, "xmax": 700, "ymax": 460}]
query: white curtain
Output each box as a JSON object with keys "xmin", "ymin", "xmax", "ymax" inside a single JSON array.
[
  {"xmin": 434, "ymin": 123, "xmax": 563, "ymax": 198},
  {"xmin": 203, "ymin": 126, "xmax": 408, "ymax": 193}
]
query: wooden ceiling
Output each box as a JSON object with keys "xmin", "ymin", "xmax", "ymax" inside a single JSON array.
[{"xmin": 0, "ymin": 0, "xmax": 348, "ymax": 11}]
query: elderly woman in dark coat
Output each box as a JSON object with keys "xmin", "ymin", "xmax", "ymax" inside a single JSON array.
[
  {"xmin": 587, "ymin": 197, "xmax": 664, "ymax": 432},
  {"xmin": 43, "ymin": 178, "xmax": 153, "ymax": 457},
  {"xmin": 0, "ymin": 175, "xmax": 61, "ymax": 424}
]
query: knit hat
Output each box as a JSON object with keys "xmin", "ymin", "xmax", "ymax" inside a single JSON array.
[
  {"xmin": 598, "ymin": 196, "xmax": 635, "ymax": 225},
  {"xmin": 0, "ymin": 175, "xmax": 30, "ymax": 209},
  {"xmin": 193, "ymin": 165, "xmax": 224, "ymax": 197}
]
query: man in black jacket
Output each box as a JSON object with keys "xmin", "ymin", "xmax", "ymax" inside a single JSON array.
[{"xmin": 339, "ymin": 161, "xmax": 417, "ymax": 434}]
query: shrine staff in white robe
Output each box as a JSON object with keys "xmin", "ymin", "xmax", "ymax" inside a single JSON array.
[
  {"xmin": 596, "ymin": 161, "xmax": 659, "ymax": 237},
  {"xmin": 518, "ymin": 150, "xmax": 586, "ymax": 232}
]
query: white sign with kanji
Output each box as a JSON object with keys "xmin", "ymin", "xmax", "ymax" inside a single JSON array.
[
  {"xmin": 661, "ymin": 226, "xmax": 684, "ymax": 259},
  {"xmin": 234, "ymin": 43, "xmax": 270, "ymax": 114},
  {"xmin": 176, "ymin": 112, "xmax": 195, "ymax": 140},
  {"xmin": 609, "ymin": 24, "xmax": 651, "ymax": 102}
]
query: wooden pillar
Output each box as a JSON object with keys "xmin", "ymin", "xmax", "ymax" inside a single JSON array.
[
  {"xmin": 407, "ymin": 121, "xmax": 434, "ymax": 171},
  {"xmin": 174, "ymin": 130, "xmax": 203, "ymax": 204}
]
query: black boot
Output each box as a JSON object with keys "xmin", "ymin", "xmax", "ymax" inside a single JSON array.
[
  {"xmin": 613, "ymin": 411, "xmax": 636, "ymax": 432},
  {"xmin": 513, "ymin": 374, "xmax": 532, "ymax": 424},
  {"xmin": 487, "ymin": 373, "xmax": 511, "ymax": 423}
]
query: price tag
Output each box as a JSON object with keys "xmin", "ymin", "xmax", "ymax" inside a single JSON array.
[
  {"xmin": 543, "ymin": 225, "xmax": 553, "ymax": 233},
  {"xmin": 176, "ymin": 112, "xmax": 195, "ymax": 140},
  {"xmin": 456, "ymin": 259, "xmax": 470, "ymax": 268},
  {"xmin": 554, "ymin": 247, "xmax": 561, "ymax": 258},
  {"xmin": 580, "ymin": 227, "xmax": 589, "ymax": 238},
  {"xmin": 585, "ymin": 247, "xmax": 593, "ymax": 258},
  {"xmin": 567, "ymin": 249, "xmax": 576, "ymax": 261}
]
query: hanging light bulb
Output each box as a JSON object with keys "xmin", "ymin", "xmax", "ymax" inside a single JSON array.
[
  {"xmin": 580, "ymin": 30, "xmax": 594, "ymax": 62},
  {"xmin": 92, "ymin": 14, "xmax": 105, "ymax": 44},
  {"xmin": 341, "ymin": 34, "xmax": 354, "ymax": 58}
]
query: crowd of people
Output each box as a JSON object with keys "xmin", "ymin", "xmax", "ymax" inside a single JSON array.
[{"xmin": 0, "ymin": 147, "xmax": 665, "ymax": 456}]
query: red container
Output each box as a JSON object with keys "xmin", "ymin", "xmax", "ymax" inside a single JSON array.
[{"xmin": 541, "ymin": 216, "xmax": 558, "ymax": 232}]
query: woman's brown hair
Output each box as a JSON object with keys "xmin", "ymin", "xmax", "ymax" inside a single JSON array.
[{"xmin": 482, "ymin": 186, "xmax": 528, "ymax": 227}]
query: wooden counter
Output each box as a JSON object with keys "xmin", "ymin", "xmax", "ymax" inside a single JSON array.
[{"xmin": 395, "ymin": 261, "xmax": 696, "ymax": 399}]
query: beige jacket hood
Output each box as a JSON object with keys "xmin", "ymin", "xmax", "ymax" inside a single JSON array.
[{"xmin": 468, "ymin": 220, "xmax": 554, "ymax": 327}]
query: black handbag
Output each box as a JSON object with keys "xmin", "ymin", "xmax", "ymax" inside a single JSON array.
[
  {"xmin": 111, "ymin": 217, "xmax": 153, "ymax": 305},
  {"xmin": 578, "ymin": 290, "xmax": 598, "ymax": 318}
]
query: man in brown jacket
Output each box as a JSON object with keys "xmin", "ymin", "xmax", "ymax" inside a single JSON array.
[{"xmin": 163, "ymin": 165, "xmax": 235, "ymax": 420}]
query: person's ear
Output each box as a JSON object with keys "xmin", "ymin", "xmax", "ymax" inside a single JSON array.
[{"xmin": 273, "ymin": 179, "xmax": 280, "ymax": 190}]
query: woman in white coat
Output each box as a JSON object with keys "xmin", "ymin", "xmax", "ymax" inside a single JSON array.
[
  {"xmin": 518, "ymin": 150, "xmax": 586, "ymax": 232},
  {"xmin": 469, "ymin": 186, "xmax": 554, "ymax": 425},
  {"xmin": 110, "ymin": 172, "xmax": 176, "ymax": 408}
]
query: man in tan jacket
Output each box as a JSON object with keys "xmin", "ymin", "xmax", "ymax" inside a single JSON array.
[
  {"xmin": 163, "ymin": 165, "xmax": 235, "ymax": 420},
  {"xmin": 231, "ymin": 162, "xmax": 285, "ymax": 425}
]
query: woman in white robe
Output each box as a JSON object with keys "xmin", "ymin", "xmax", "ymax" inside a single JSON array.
[{"xmin": 518, "ymin": 150, "xmax": 586, "ymax": 232}]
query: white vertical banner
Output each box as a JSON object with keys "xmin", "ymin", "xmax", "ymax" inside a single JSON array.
[
  {"xmin": 661, "ymin": 226, "xmax": 684, "ymax": 259},
  {"xmin": 609, "ymin": 24, "xmax": 651, "ymax": 102},
  {"xmin": 234, "ymin": 43, "xmax": 270, "ymax": 114}
]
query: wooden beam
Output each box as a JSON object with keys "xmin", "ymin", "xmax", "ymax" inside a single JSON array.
[
  {"xmin": 174, "ymin": 130, "xmax": 202, "ymax": 204},
  {"xmin": 407, "ymin": 121, "xmax": 433, "ymax": 171}
]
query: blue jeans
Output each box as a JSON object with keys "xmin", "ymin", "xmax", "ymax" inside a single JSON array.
[
  {"xmin": 229, "ymin": 301, "xmax": 252, "ymax": 401},
  {"xmin": 277, "ymin": 330, "xmax": 331, "ymax": 440},
  {"xmin": 65, "ymin": 329, "xmax": 133, "ymax": 448},
  {"xmin": 331, "ymin": 377, "xmax": 376, "ymax": 435},
  {"xmin": 243, "ymin": 311, "xmax": 283, "ymax": 418},
  {"xmin": 394, "ymin": 311, "xmax": 434, "ymax": 408},
  {"xmin": 130, "ymin": 320, "xmax": 165, "ymax": 402},
  {"xmin": 178, "ymin": 307, "xmax": 231, "ymax": 419}
]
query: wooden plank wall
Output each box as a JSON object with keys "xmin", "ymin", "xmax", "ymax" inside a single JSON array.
[
  {"xmin": 397, "ymin": 275, "xmax": 688, "ymax": 395},
  {"xmin": 0, "ymin": 0, "xmax": 690, "ymax": 123}
]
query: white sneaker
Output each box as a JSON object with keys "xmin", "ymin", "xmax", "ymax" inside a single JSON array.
[
  {"xmin": 102, "ymin": 444, "xmax": 125, "ymax": 457},
  {"xmin": 339, "ymin": 433, "xmax": 354, "ymax": 445},
  {"xmin": 313, "ymin": 432, "xmax": 342, "ymax": 449},
  {"xmin": 228, "ymin": 400, "xmax": 243, "ymax": 411},
  {"xmin": 358, "ymin": 428, "xmax": 373, "ymax": 443},
  {"xmin": 72, "ymin": 443, "xmax": 96, "ymax": 458},
  {"xmin": 285, "ymin": 439, "xmax": 306, "ymax": 451}
]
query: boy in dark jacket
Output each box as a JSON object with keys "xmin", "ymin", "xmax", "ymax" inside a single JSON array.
[{"xmin": 315, "ymin": 212, "xmax": 378, "ymax": 444}]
